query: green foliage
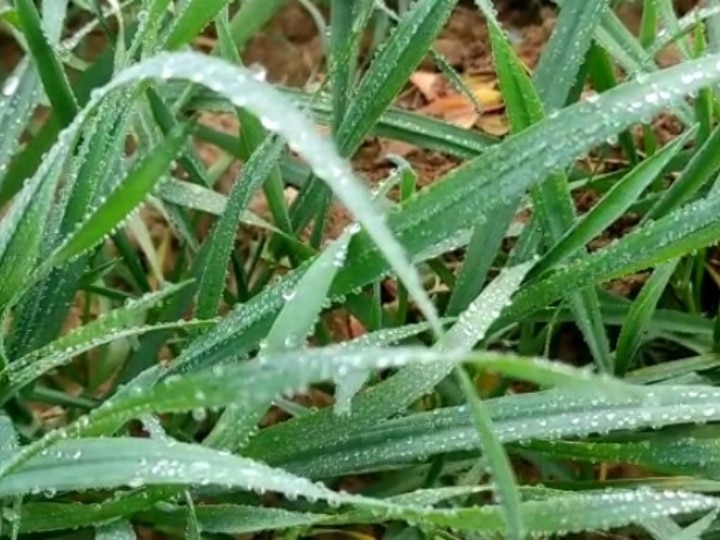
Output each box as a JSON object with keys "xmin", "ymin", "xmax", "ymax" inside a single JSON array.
[{"xmin": 1, "ymin": 0, "xmax": 720, "ymax": 538}]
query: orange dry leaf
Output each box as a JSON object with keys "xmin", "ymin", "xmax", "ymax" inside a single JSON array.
[
  {"xmin": 410, "ymin": 71, "xmax": 443, "ymax": 100},
  {"xmin": 412, "ymin": 72, "xmax": 506, "ymax": 131}
]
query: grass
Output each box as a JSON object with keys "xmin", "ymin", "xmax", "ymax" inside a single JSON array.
[{"xmin": 2, "ymin": 0, "xmax": 720, "ymax": 537}]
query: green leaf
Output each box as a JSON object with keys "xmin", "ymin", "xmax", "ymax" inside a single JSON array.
[
  {"xmin": 456, "ymin": 367, "xmax": 524, "ymax": 540},
  {"xmin": 204, "ymin": 227, "xmax": 356, "ymax": 450},
  {"xmin": 615, "ymin": 261, "xmax": 678, "ymax": 375},
  {"xmin": 195, "ymin": 135, "xmax": 285, "ymax": 319},
  {"xmin": 336, "ymin": 0, "xmax": 459, "ymax": 155},
  {"xmin": 533, "ymin": 0, "xmax": 607, "ymax": 111},
  {"xmin": 267, "ymin": 383, "xmax": 720, "ymax": 479},
  {"xmin": 530, "ymin": 133, "xmax": 688, "ymax": 277},
  {"xmin": 15, "ymin": 0, "xmax": 78, "ymax": 126},
  {"xmin": 163, "ymin": 0, "xmax": 228, "ymax": 50},
  {"xmin": 46, "ymin": 124, "xmax": 190, "ymax": 270}
]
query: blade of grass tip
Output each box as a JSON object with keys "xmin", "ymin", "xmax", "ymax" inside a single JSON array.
[
  {"xmin": 529, "ymin": 132, "xmax": 689, "ymax": 278},
  {"xmin": 533, "ymin": 0, "xmax": 608, "ymax": 112},
  {"xmin": 476, "ymin": 0, "xmax": 613, "ymax": 373},
  {"xmin": 455, "ymin": 367, "xmax": 524, "ymax": 540},
  {"xmin": 15, "ymin": 0, "xmax": 78, "ymax": 127},
  {"xmin": 44, "ymin": 123, "xmax": 191, "ymax": 271},
  {"xmin": 439, "ymin": 261, "xmax": 534, "ymax": 354},
  {"xmin": 195, "ymin": 135, "xmax": 286, "ymax": 320},
  {"xmin": 203, "ymin": 225, "xmax": 357, "ymax": 450},
  {"xmin": 614, "ymin": 260, "xmax": 678, "ymax": 376}
]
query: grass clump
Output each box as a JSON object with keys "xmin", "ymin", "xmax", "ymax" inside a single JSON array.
[{"xmin": 1, "ymin": 0, "xmax": 720, "ymax": 538}]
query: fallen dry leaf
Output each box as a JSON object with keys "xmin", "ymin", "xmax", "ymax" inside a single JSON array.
[
  {"xmin": 410, "ymin": 70, "xmax": 443, "ymax": 100},
  {"xmin": 477, "ymin": 113, "xmax": 509, "ymax": 137}
]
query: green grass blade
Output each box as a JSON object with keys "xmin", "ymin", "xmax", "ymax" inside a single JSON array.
[
  {"xmin": 269, "ymin": 384, "xmax": 720, "ymax": 478},
  {"xmin": 336, "ymin": 0, "xmax": 458, "ymax": 155},
  {"xmin": 530, "ymin": 134, "xmax": 688, "ymax": 277},
  {"xmin": 204, "ymin": 228, "xmax": 356, "ymax": 450},
  {"xmin": 645, "ymin": 120, "xmax": 720, "ymax": 221},
  {"xmin": 456, "ymin": 367, "xmax": 524, "ymax": 540},
  {"xmin": 15, "ymin": 0, "xmax": 78, "ymax": 126},
  {"xmin": 614, "ymin": 261, "xmax": 678, "ymax": 375},
  {"xmin": 533, "ymin": 0, "xmax": 607, "ymax": 111},
  {"xmin": 163, "ymin": 0, "xmax": 227, "ymax": 50},
  {"xmin": 46, "ymin": 124, "xmax": 189, "ymax": 269},
  {"xmin": 476, "ymin": 0, "xmax": 612, "ymax": 372},
  {"xmin": 195, "ymin": 136, "xmax": 285, "ymax": 320},
  {"xmin": 439, "ymin": 262, "xmax": 532, "ymax": 353},
  {"xmin": 503, "ymin": 191, "xmax": 720, "ymax": 327}
]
